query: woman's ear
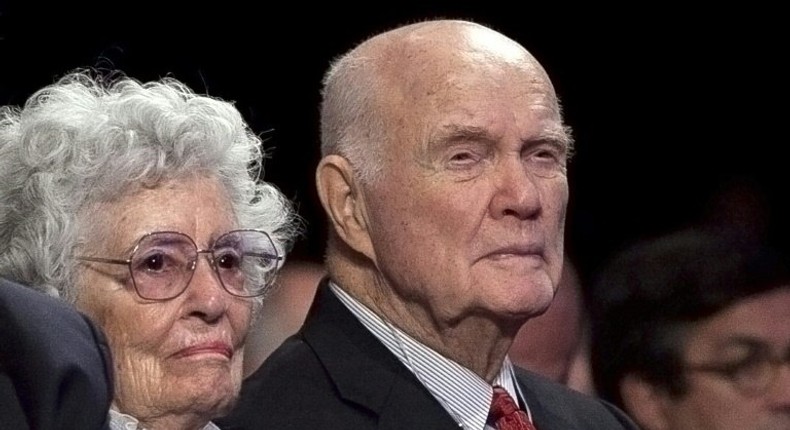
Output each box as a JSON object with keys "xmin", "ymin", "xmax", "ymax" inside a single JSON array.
[{"xmin": 315, "ymin": 155, "xmax": 376, "ymax": 260}]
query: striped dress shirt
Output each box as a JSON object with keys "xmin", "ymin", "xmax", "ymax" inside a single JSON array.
[{"xmin": 330, "ymin": 282, "xmax": 534, "ymax": 430}]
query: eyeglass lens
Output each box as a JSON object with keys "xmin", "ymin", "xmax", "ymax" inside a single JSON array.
[
  {"xmin": 689, "ymin": 342, "xmax": 790, "ymax": 396},
  {"xmin": 729, "ymin": 346, "xmax": 790, "ymax": 395}
]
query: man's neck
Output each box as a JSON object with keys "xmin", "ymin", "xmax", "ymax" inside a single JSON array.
[{"xmin": 329, "ymin": 268, "xmax": 514, "ymax": 382}]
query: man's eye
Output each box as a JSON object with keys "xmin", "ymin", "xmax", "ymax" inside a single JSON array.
[
  {"xmin": 450, "ymin": 152, "xmax": 474, "ymax": 161},
  {"xmin": 534, "ymin": 149, "xmax": 559, "ymax": 161},
  {"xmin": 523, "ymin": 146, "xmax": 567, "ymax": 178},
  {"xmin": 447, "ymin": 151, "xmax": 480, "ymax": 166}
]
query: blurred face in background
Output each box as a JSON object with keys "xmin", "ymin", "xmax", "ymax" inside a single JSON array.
[{"xmin": 639, "ymin": 287, "xmax": 790, "ymax": 430}]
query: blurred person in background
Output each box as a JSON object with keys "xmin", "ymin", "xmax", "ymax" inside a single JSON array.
[
  {"xmin": 508, "ymin": 256, "xmax": 594, "ymax": 394},
  {"xmin": 589, "ymin": 228, "xmax": 790, "ymax": 430},
  {"xmin": 242, "ymin": 260, "xmax": 325, "ymax": 376}
]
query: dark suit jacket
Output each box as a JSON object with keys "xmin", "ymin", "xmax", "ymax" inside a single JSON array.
[
  {"xmin": 219, "ymin": 279, "xmax": 639, "ymax": 429},
  {"xmin": 0, "ymin": 277, "xmax": 113, "ymax": 430}
]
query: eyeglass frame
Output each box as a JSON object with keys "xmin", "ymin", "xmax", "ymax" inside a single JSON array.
[
  {"xmin": 76, "ymin": 229, "xmax": 282, "ymax": 301},
  {"xmin": 683, "ymin": 341, "xmax": 790, "ymax": 396}
]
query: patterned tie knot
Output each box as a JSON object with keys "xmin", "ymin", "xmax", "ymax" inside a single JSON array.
[{"xmin": 489, "ymin": 386, "xmax": 536, "ymax": 430}]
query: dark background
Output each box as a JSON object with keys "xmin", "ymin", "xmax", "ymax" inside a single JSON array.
[{"xmin": 1, "ymin": 3, "xmax": 786, "ymax": 285}]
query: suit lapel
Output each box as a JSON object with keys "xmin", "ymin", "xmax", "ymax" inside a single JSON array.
[
  {"xmin": 303, "ymin": 281, "xmax": 460, "ymax": 429},
  {"xmin": 514, "ymin": 368, "xmax": 578, "ymax": 430}
]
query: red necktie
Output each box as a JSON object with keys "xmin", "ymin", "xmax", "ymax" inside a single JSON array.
[{"xmin": 489, "ymin": 386, "xmax": 537, "ymax": 430}]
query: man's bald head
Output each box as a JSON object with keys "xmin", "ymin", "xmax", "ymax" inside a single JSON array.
[{"xmin": 319, "ymin": 19, "xmax": 559, "ymax": 183}]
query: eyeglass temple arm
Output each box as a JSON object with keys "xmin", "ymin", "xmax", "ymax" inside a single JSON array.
[
  {"xmin": 76, "ymin": 256, "xmax": 130, "ymax": 265},
  {"xmin": 243, "ymin": 252, "xmax": 283, "ymax": 261}
]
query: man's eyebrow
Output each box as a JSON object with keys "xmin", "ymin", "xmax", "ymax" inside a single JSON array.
[
  {"xmin": 425, "ymin": 123, "xmax": 574, "ymax": 156},
  {"xmin": 427, "ymin": 125, "xmax": 496, "ymax": 149},
  {"xmin": 535, "ymin": 126, "xmax": 574, "ymax": 151}
]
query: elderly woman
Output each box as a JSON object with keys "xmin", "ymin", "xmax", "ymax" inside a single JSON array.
[{"xmin": 0, "ymin": 70, "xmax": 298, "ymax": 429}]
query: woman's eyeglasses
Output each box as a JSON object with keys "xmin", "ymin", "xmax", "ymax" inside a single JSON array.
[{"xmin": 77, "ymin": 229, "xmax": 281, "ymax": 300}]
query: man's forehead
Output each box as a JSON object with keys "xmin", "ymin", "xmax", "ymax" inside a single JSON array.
[{"xmin": 371, "ymin": 23, "xmax": 546, "ymax": 91}]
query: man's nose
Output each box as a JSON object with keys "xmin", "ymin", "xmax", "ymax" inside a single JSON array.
[{"xmin": 489, "ymin": 157, "xmax": 542, "ymax": 220}]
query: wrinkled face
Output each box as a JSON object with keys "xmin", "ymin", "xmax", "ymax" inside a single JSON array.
[
  {"xmin": 362, "ymin": 46, "xmax": 570, "ymax": 326},
  {"xmin": 75, "ymin": 176, "xmax": 252, "ymax": 424},
  {"xmin": 661, "ymin": 288, "xmax": 790, "ymax": 430}
]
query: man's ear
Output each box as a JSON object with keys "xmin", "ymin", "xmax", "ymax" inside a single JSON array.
[
  {"xmin": 315, "ymin": 155, "xmax": 376, "ymax": 260},
  {"xmin": 619, "ymin": 373, "xmax": 674, "ymax": 430}
]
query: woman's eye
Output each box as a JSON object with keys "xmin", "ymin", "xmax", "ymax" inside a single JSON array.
[
  {"xmin": 216, "ymin": 252, "xmax": 241, "ymax": 270},
  {"xmin": 141, "ymin": 253, "xmax": 166, "ymax": 272},
  {"xmin": 133, "ymin": 249, "xmax": 185, "ymax": 274}
]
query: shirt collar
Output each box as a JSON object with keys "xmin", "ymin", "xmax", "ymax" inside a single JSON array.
[
  {"xmin": 108, "ymin": 409, "xmax": 221, "ymax": 430},
  {"xmin": 330, "ymin": 281, "xmax": 532, "ymax": 429}
]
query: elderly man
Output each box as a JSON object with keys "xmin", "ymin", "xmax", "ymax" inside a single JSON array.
[{"xmin": 220, "ymin": 19, "xmax": 636, "ymax": 429}]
